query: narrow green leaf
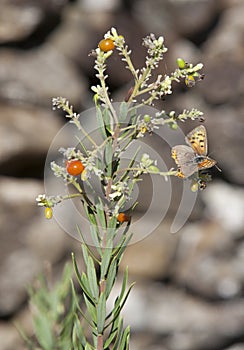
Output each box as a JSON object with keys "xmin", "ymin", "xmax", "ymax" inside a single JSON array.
[
  {"xmin": 90, "ymin": 224, "xmax": 102, "ymax": 254},
  {"xmin": 33, "ymin": 313, "xmax": 54, "ymax": 350},
  {"xmin": 108, "ymin": 216, "xmax": 118, "ymax": 230},
  {"xmin": 105, "ymin": 259, "xmax": 117, "ymax": 299},
  {"xmin": 77, "ymin": 225, "xmax": 100, "ymax": 263},
  {"xmin": 104, "ymin": 316, "xmax": 121, "ymax": 349},
  {"xmin": 104, "ymin": 140, "xmax": 113, "ymax": 177},
  {"xmin": 119, "ymin": 102, "xmax": 129, "ymax": 123},
  {"xmin": 120, "ymin": 326, "xmax": 130, "ymax": 350},
  {"xmin": 83, "ymin": 294, "xmax": 97, "ymax": 324},
  {"xmin": 128, "ymin": 108, "xmax": 137, "ymax": 125},
  {"xmin": 95, "ymin": 197, "xmax": 107, "ymax": 230},
  {"xmin": 81, "ymin": 272, "xmax": 94, "ymax": 301},
  {"xmin": 119, "ymin": 267, "xmax": 128, "ymax": 301},
  {"xmin": 72, "ymin": 253, "xmax": 95, "ymax": 305},
  {"xmin": 87, "ymin": 256, "xmax": 99, "ymax": 300},
  {"xmin": 112, "ymin": 283, "xmax": 135, "ymax": 323},
  {"xmin": 77, "ymin": 138, "xmax": 89, "ymax": 156},
  {"xmin": 112, "ymin": 233, "xmax": 133, "ymax": 261},
  {"xmin": 81, "ymin": 243, "xmax": 89, "ymax": 267},
  {"xmin": 72, "ymin": 317, "xmax": 86, "ymax": 350},
  {"xmin": 84, "ymin": 203, "xmax": 97, "ymax": 226},
  {"xmin": 111, "ymin": 318, "xmax": 124, "ymax": 350},
  {"xmin": 97, "ymin": 292, "xmax": 106, "ymax": 334},
  {"xmin": 103, "ymin": 107, "xmax": 112, "ymax": 134},
  {"xmin": 85, "ymin": 344, "xmax": 94, "ymax": 350},
  {"xmin": 105, "ymin": 267, "xmax": 128, "ymax": 322},
  {"xmin": 70, "ymin": 281, "xmax": 94, "ymax": 329},
  {"xmin": 96, "ymin": 107, "xmax": 107, "ymax": 140},
  {"xmin": 100, "ymin": 245, "xmax": 112, "ymax": 279}
]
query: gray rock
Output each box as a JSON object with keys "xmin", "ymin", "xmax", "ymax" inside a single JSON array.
[
  {"xmin": 206, "ymin": 106, "xmax": 244, "ymax": 185},
  {"xmin": 202, "ymin": 181, "xmax": 244, "ymax": 234},
  {"xmin": 0, "ymin": 46, "xmax": 88, "ymax": 107},
  {"xmin": 0, "ymin": 1, "xmax": 43, "ymax": 43},
  {"xmin": 0, "ymin": 0, "xmax": 67, "ymax": 44},
  {"xmin": 203, "ymin": 3, "xmax": 244, "ymax": 60},
  {"xmin": 171, "ymin": 209, "xmax": 244, "ymax": 299},
  {"xmin": 120, "ymin": 219, "xmax": 179, "ymax": 279},
  {"xmin": 0, "ymin": 249, "xmax": 41, "ymax": 317},
  {"xmin": 168, "ymin": 0, "xmax": 219, "ymax": 37},
  {"xmin": 0, "ymin": 104, "xmax": 63, "ymax": 167},
  {"xmin": 224, "ymin": 344, "xmax": 244, "ymax": 350},
  {"xmin": 111, "ymin": 282, "xmax": 244, "ymax": 350}
]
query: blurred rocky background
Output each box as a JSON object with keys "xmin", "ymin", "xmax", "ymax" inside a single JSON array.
[{"xmin": 0, "ymin": 0, "xmax": 244, "ymax": 349}]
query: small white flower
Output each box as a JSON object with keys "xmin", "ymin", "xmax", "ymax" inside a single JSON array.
[{"xmin": 36, "ymin": 194, "xmax": 46, "ymax": 206}]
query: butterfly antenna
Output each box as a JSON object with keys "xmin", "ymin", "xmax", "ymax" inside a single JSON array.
[
  {"xmin": 208, "ymin": 150, "xmax": 222, "ymax": 172},
  {"xmin": 215, "ymin": 164, "xmax": 222, "ymax": 173}
]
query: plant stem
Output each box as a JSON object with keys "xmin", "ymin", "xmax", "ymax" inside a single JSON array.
[{"xmin": 97, "ymin": 334, "xmax": 103, "ymax": 350}]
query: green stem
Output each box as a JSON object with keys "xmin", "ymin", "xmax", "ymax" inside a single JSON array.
[{"xmin": 115, "ymin": 167, "xmax": 177, "ymax": 177}]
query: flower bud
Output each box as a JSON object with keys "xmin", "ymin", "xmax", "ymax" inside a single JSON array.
[
  {"xmin": 45, "ymin": 207, "xmax": 53, "ymax": 219},
  {"xmin": 117, "ymin": 213, "xmax": 130, "ymax": 223},
  {"xmin": 177, "ymin": 58, "xmax": 186, "ymax": 69},
  {"xmin": 143, "ymin": 115, "xmax": 151, "ymax": 123},
  {"xmin": 190, "ymin": 181, "xmax": 199, "ymax": 192}
]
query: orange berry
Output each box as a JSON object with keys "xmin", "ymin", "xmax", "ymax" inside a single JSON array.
[
  {"xmin": 117, "ymin": 213, "xmax": 130, "ymax": 223},
  {"xmin": 66, "ymin": 159, "xmax": 85, "ymax": 176},
  {"xmin": 98, "ymin": 38, "xmax": 115, "ymax": 52}
]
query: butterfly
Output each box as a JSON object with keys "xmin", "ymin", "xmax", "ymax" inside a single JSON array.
[{"xmin": 171, "ymin": 125, "xmax": 217, "ymax": 178}]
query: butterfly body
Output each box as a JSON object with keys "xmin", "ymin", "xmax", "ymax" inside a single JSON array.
[{"xmin": 171, "ymin": 125, "xmax": 216, "ymax": 178}]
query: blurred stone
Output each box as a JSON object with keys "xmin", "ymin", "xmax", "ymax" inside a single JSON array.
[
  {"xmin": 23, "ymin": 216, "xmax": 70, "ymax": 264},
  {"xmin": 0, "ymin": 177, "xmax": 44, "ymax": 250},
  {"xmin": 202, "ymin": 181, "xmax": 244, "ymax": 234},
  {"xmin": 203, "ymin": 3, "xmax": 244, "ymax": 63},
  {"xmin": 120, "ymin": 219, "xmax": 179, "ymax": 279},
  {"xmin": 132, "ymin": 0, "xmax": 174, "ymax": 38},
  {"xmin": 168, "ymin": 0, "xmax": 219, "ymax": 38},
  {"xmin": 79, "ymin": 0, "xmax": 120, "ymax": 11},
  {"xmin": 206, "ymin": 106, "xmax": 244, "ymax": 185},
  {"xmin": 0, "ymin": 1, "xmax": 42, "ymax": 43},
  {"xmin": 0, "ymin": 249, "xmax": 41, "ymax": 317},
  {"xmin": 199, "ymin": 60, "xmax": 243, "ymax": 105},
  {"xmin": 0, "ymin": 0, "xmax": 67, "ymax": 44},
  {"xmin": 111, "ymin": 282, "xmax": 244, "ymax": 350},
  {"xmin": 224, "ymin": 345, "xmax": 244, "ymax": 350},
  {"xmin": 0, "ymin": 321, "xmax": 24, "ymax": 350},
  {"xmin": 0, "ymin": 46, "xmax": 88, "ymax": 107},
  {"xmin": 200, "ymin": 3, "xmax": 244, "ymax": 111},
  {"xmin": 171, "ymin": 218, "xmax": 244, "ymax": 299},
  {"xmin": 0, "ymin": 104, "xmax": 64, "ymax": 176}
]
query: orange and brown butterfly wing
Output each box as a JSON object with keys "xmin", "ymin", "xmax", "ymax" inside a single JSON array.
[
  {"xmin": 197, "ymin": 156, "xmax": 217, "ymax": 170},
  {"xmin": 171, "ymin": 145, "xmax": 198, "ymax": 178},
  {"xmin": 186, "ymin": 125, "xmax": 207, "ymax": 155}
]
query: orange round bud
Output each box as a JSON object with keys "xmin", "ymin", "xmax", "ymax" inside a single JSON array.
[
  {"xmin": 117, "ymin": 213, "xmax": 130, "ymax": 223},
  {"xmin": 66, "ymin": 159, "xmax": 85, "ymax": 176},
  {"xmin": 98, "ymin": 38, "xmax": 115, "ymax": 52}
]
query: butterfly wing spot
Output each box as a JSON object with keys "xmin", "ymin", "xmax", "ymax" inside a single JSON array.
[
  {"xmin": 176, "ymin": 170, "xmax": 185, "ymax": 178},
  {"xmin": 186, "ymin": 125, "xmax": 207, "ymax": 155}
]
